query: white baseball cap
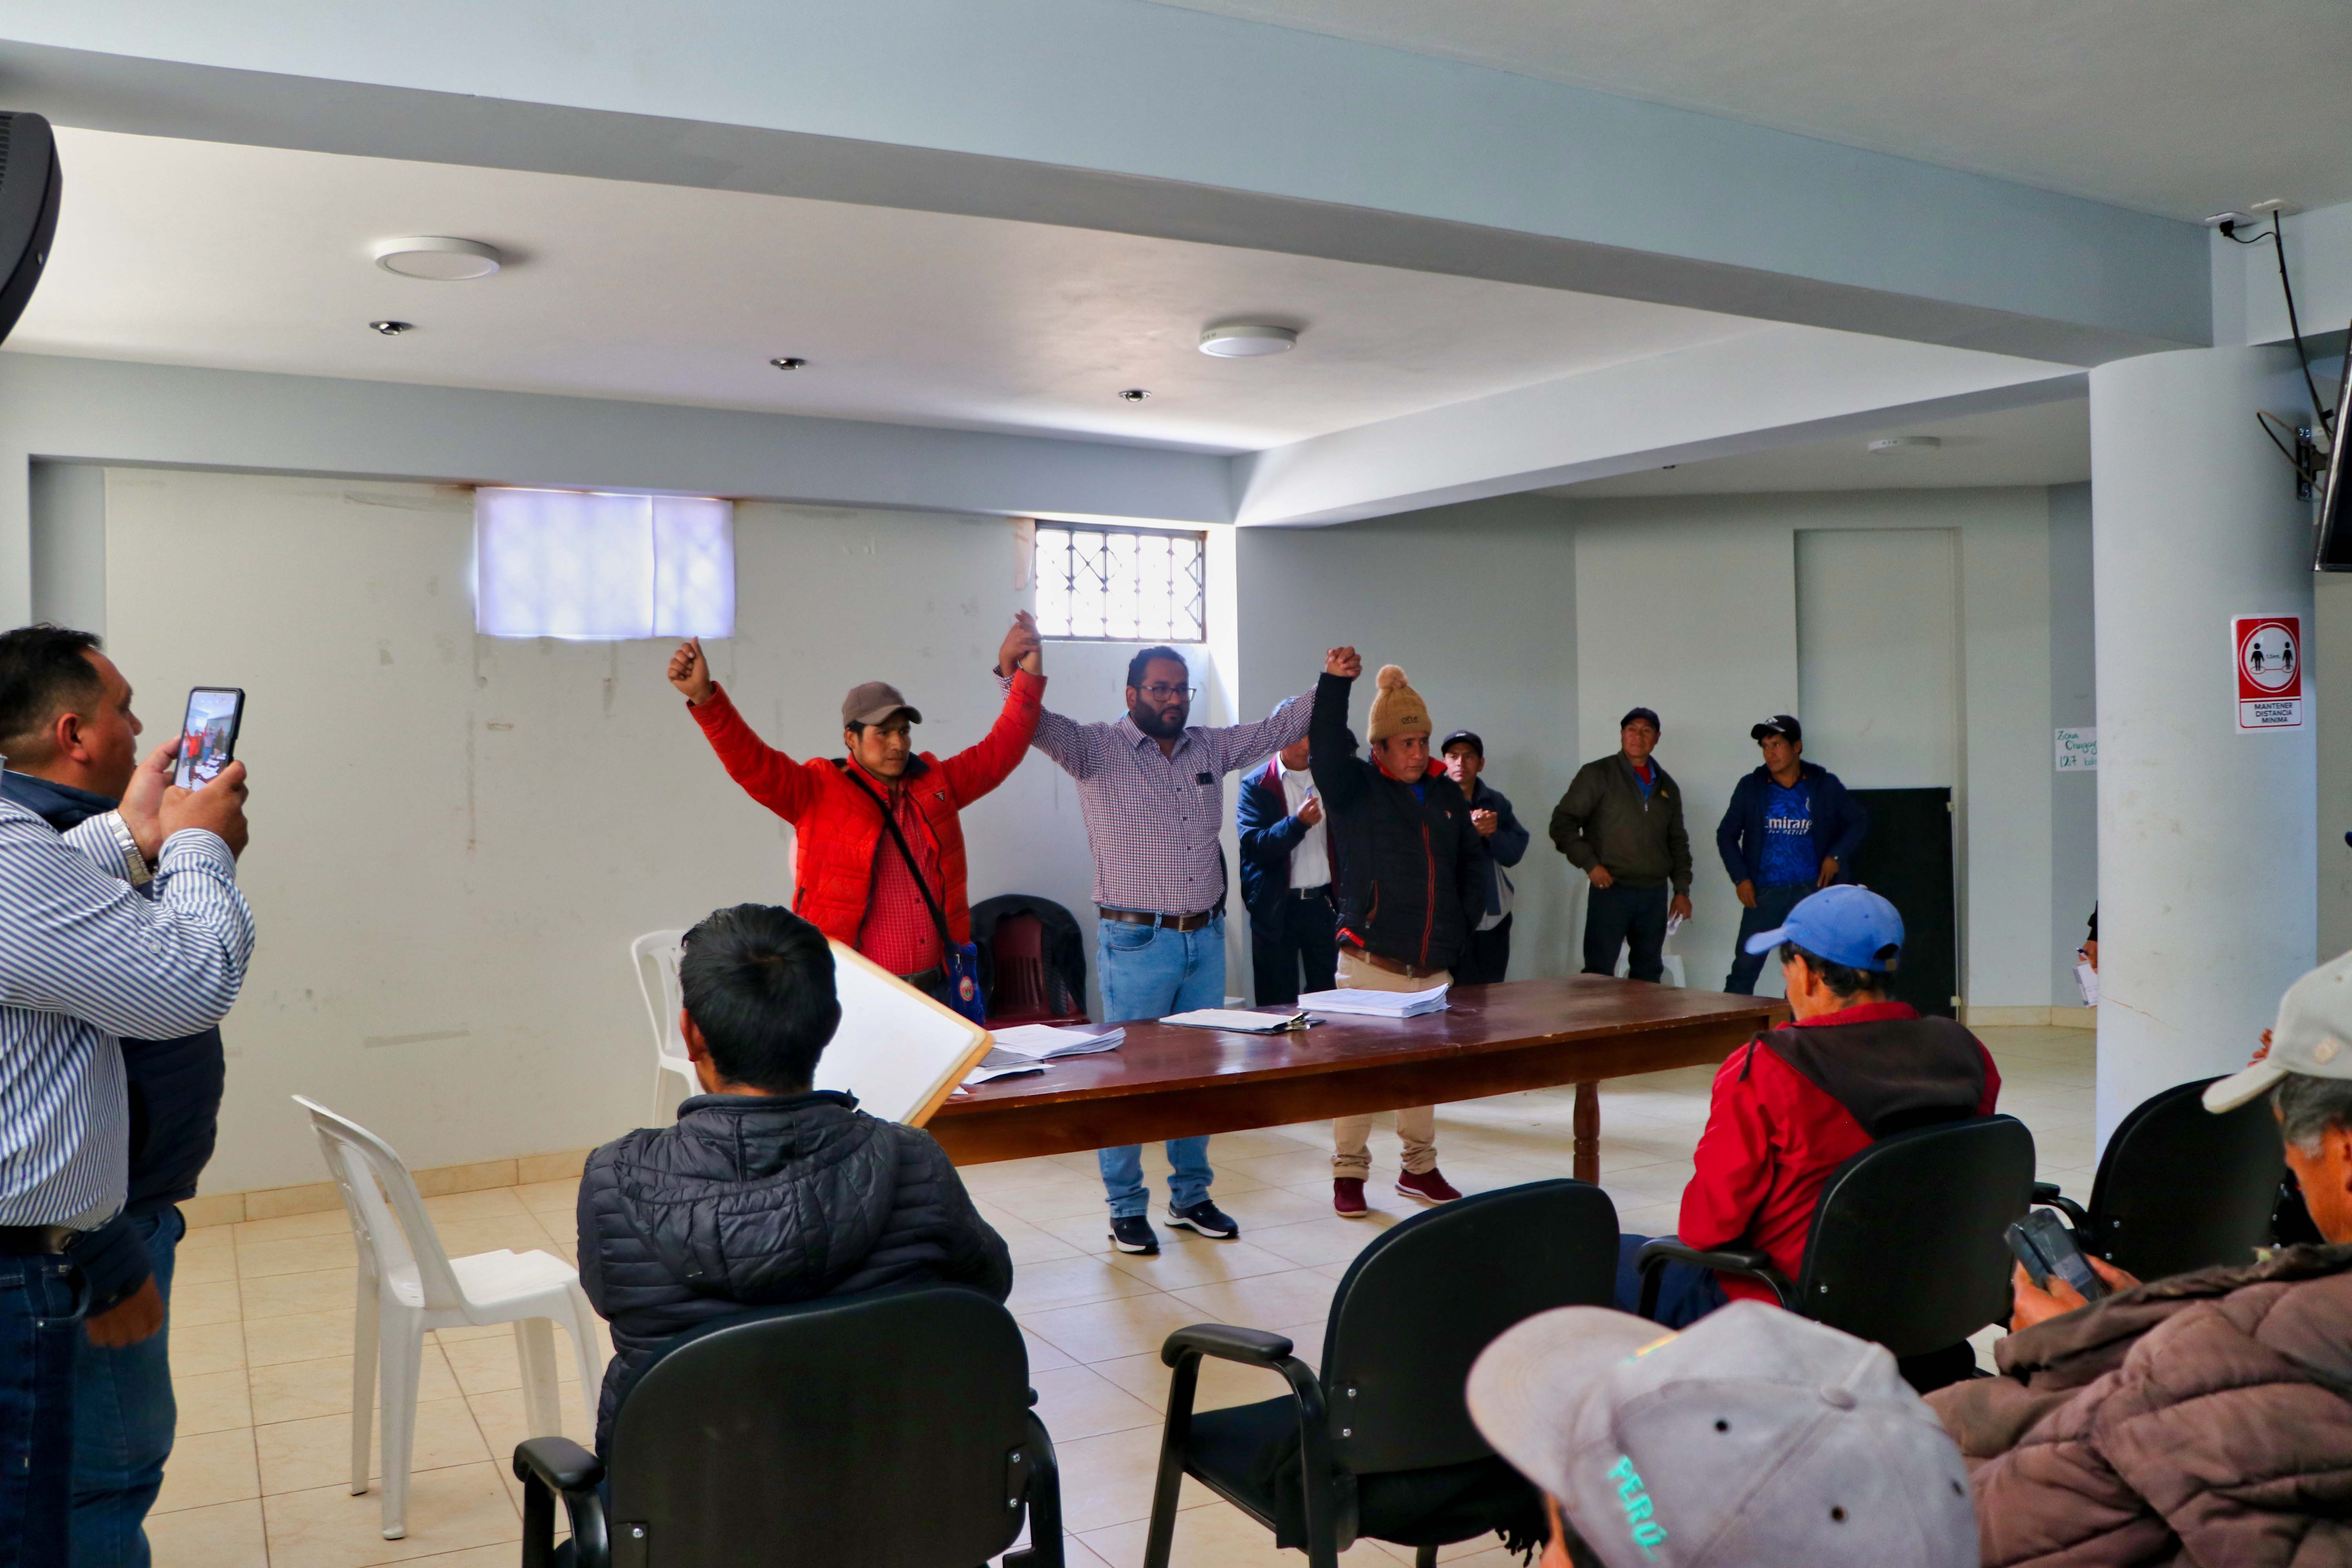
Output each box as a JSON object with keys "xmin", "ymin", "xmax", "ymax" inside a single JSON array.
[{"xmin": 2204, "ymin": 949, "xmax": 2352, "ymax": 1113}]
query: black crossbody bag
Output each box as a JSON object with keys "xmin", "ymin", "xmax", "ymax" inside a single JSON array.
[{"xmin": 838, "ymin": 764, "xmax": 988, "ymax": 1023}]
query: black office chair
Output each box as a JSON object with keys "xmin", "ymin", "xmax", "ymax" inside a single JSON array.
[
  {"xmin": 2032, "ymin": 1075, "xmax": 2284, "ymax": 1281},
  {"xmin": 514, "ymin": 1286, "xmax": 1063, "ymax": 1568},
  {"xmin": 1639, "ymin": 1114, "xmax": 2035, "ymax": 1392},
  {"xmin": 1143, "ymin": 1179, "xmax": 1620, "ymax": 1568}
]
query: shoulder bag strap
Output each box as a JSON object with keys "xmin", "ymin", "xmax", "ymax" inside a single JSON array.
[{"xmin": 837, "ymin": 762, "xmax": 956, "ymax": 952}]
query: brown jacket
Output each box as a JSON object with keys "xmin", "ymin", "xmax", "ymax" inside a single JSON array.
[{"xmin": 1926, "ymin": 1244, "xmax": 2352, "ymax": 1566}]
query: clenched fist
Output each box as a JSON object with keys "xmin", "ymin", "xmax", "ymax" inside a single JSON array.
[
  {"xmin": 1325, "ymin": 647, "xmax": 1362, "ymax": 680},
  {"xmin": 668, "ymin": 638, "xmax": 715, "ymax": 706}
]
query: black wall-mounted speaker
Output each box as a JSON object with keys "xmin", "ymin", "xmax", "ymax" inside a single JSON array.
[{"xmin": 0, "ymin": 112, "xmax": 60, "ymax": 349}]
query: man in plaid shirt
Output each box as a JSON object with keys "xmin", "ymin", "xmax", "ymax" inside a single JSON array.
[{"xmin": 1020, "ymin": 641, "xmax": 1358, "ymax": 1254}]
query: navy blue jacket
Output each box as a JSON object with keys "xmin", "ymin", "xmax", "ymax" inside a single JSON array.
[
  {"xmin": 1238, "ymin": 760, "xmax": 1318, "ymax": 944},
  {"xmin": 1714, "ymin": 762, "xmax": 1869, "ymax": 889},
  {"xmin": 1460, "ymin": 778, "xmax": 1531, "ymax": 922},
  {"xmin": 2, "ymin": 771, "xmax": 226, "ymax": 1312}
]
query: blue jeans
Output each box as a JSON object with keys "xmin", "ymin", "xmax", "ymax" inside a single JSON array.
[
  {"xmin": 71, "ymin": 1208, "xmax": 182, "ymax": 1568},
  {"xmin": 1613, "ymin": 1235, "xmax": 1730, "ymax": 1329},
  {"xmin": 1095, "ymin": 916, "xmax": 1225, "ymax": 1218},
  {"xmin": 0, "ymin": 1249, "xmax": 88, "ymax": 1568},
  {"xmin": 1724, "ymin": 882, "xmax": 1811, "ymax": 994}
]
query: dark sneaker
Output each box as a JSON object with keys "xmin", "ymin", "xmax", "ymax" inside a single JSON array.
[
  {"xmin": 1108, "ymin": 1214, "xmax": 1160, "ymax": 1254},
  {"xmin": 1333, "ymin": 1177, "xmax": 1368, "ymax": 1216},
  {"xmin": 1395, "ymin": 1168, "xmax": 1463, "ymax": 1205},
  {"xmin": 1164, "ymin": 1200, "xmax": 1240, "ymax": 1240}
]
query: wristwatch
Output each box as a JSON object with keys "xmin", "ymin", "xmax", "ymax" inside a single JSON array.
[{"xmin": 102, "ymin": 810, "xmax": 154, "ymax": 887}]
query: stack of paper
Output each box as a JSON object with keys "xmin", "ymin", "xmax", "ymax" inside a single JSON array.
[
  {"xmin": 960, "ymin": 1023, "xmax": 1125, "ymax": 1087},
  {"xmin": 1299, "ymin": 984, "xmax": 1450, "ymax": 1018}
]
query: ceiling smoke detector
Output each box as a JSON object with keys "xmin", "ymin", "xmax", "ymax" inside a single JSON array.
[
  {"xmin": 1868, "ymin": 436, "xmax": 1942, "ymax": 455},
  {"xmin": 372, "ymin": 236, "xmax": 503, "ymax": 280},
  {"xmin": 1199, "ymin": 325, "xmax": 1298, "ymax": 358}
]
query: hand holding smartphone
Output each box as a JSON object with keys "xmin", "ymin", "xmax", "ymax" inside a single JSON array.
[
  {"xmin": 173, "ymin": 688, "xmax": 245, "ymax": 790},
  {"xmin": 2007, "ymin": 1209, "xmax": 2106, "ymax": 1304}
]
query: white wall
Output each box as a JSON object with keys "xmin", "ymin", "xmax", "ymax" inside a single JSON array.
[
  {"xmin": 102, "ymin": 467, "xmax": 1221, "ymax": 1192},
  {"xmin": 2047, "ymin": 481, "xmax": 2098, "ymax": 998},
  {"xmin": 1568, "ymin": 489, "xmax": 2060, "ymax": 1007},
  {"xmin": 1234, "ymin": 495, "xmax": 1582, "ymax": 983}
]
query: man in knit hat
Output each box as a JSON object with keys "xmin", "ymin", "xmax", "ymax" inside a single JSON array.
[{"xmin": 1309, "ymin": 660, "xmax": 1485, "ymax": 1214}]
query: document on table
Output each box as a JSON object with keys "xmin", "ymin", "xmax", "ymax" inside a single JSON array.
[
  {"xmin": 958, "ymin": 1023, "xmax": 1126, "ymax": 1088},
  {"xmin": 1298, "ymin": 984, "xmax": 1450, "ymax": 1018},
  {"xmin": 1160, "ymin": 1008, "xmax": 1310, "ymax": 1033}
]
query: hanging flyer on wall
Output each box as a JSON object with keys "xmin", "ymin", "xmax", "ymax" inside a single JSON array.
[{"xmin": 2232, "ymin": 615, "xmax": 2303, "ymax": 732}]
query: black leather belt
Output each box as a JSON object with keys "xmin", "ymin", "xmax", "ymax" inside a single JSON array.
[
  {"xmin": 1100, "ymin": 906, "xmax": 1219, "ymax": 931},
  {"xmin": 1289, "ymin": 884, "xmax": 1332, "ymax": 901},
  {"xmin": 0, "ymin": 1225, "xmax": 77, "ymax": 1256}
]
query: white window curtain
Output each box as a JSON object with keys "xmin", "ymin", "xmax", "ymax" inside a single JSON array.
[{"xmin": 475, "ymin": 488, "xmax": 735, "ymax": 639}]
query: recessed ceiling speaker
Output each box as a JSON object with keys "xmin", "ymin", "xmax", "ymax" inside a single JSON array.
[
  {"xmin": 0, "ymin": 113, "xmax": 62, "ymax": 348},
  {"xmin": 373, "ymin": 236, "xmax": 503, "ymax": 280}
]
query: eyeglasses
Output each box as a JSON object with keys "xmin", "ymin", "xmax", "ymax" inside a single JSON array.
[{"xmin": 1137, "ymin": 684, "xmax": 1197, "ymax": 701}]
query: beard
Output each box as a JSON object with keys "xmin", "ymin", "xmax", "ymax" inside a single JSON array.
[{"xmin": 1131, "ymin": 702, "xmax": 1189, "ymax": 740}]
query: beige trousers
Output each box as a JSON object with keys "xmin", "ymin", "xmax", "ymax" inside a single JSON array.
[{"xmin": 1330, "ymin": 950, "xmax": 1446, "ymax": 1178}]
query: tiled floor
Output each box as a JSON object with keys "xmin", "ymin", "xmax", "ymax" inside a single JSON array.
[{"xmin": 153, "ymin": 1025, "xmax": 2094, "ymax": 1567}]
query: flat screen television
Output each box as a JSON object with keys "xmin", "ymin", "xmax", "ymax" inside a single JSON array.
[{"xmin": 2314, "ymin": 345, "xmax": 2352, "ymax": 569}]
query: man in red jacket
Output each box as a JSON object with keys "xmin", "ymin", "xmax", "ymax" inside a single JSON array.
[
  {"xmin": 667, "ymin": 616, "xmax": 1044, "ymax": 1002},
  {"xmin": 1619, "ymin": 884, "xmax": 2000, "ymax": 1326}
]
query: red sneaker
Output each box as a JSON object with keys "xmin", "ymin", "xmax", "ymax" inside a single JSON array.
[
  {"xmin": 1333, "ymin": 1178, "xmax": 1368, "ymax": 1216},
  {"xmin": 1394, "ymin": 1168, "xmax": 1462, "ymax": 1204}
]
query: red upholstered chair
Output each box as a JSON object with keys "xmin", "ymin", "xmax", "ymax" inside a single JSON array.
[{"xmin": 985, "ymin": 913, "xmax": 1091, "ymax": 1027}]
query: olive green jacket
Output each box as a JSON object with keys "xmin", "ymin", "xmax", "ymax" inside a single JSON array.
[{"xmin": 1548, "ymin": 753, "xmax": 1692, "ymax": 894}]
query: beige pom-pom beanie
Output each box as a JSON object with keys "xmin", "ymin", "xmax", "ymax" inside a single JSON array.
[{"xmin": 1367, "ymin": 664, "xmax": 1432, "ymax": 744}]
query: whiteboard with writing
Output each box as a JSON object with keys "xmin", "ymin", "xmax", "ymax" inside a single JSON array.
[{"xmin": 810, "ymin": 941, "xmax": 992, "ymax": 1126}]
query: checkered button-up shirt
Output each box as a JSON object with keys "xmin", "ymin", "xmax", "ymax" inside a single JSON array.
[{"xmin": 1029, "ymin": 687, "xmax": 1315, "ymax": 915}]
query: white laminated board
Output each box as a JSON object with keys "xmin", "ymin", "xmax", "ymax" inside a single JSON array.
[{"xmin": 810, "ymin": 940, "xmax": 992, "ymax": 1126}]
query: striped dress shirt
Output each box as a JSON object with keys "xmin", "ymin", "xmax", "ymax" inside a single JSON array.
[
  {"xmin": 0, "ymin": 798, "xmax": 254, "ymax": 1225},
  {"xmin": 1028, "ymin": 688, "xmax": 1315, "ymax": 915}
]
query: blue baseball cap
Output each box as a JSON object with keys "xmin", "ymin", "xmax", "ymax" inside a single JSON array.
[{"xmin": 1743, "ymin": 885, "xmax": 1905, "ymax": 971}]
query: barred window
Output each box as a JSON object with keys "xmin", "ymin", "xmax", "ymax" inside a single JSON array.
[{"xmin": 1033, "ymin": 524, "xmax": 1207, "ymax": 643}]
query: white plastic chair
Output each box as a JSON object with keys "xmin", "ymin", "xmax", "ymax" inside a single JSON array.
[
  {"xmin": 295, "ymin": 1096, "xmax": 605, "ymax": 1540},
  {"xmin": 632, "ymin": 929, "xmax": 698, "ymax": 1123}
]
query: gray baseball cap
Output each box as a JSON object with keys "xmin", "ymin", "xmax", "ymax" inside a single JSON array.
[
  {"xmin": 841, "ymin": 681, "xmax": 921, "ymax": 728},
  {"xmin": 1466, "ymin": 1302, "xmax": 1975, "ymax": 1568}
]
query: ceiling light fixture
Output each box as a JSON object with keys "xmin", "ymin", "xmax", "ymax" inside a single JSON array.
[
  {"xmin": 1868, "ymin": 436, "xmax": 1942, "ymax": 454},
  {"xmin": 372, "ymin": 236, "xmax": 503, "ymax": 280},
  {"xmin": 769, "ymin": 356, "xmax": 808, "ymax": 371},
  {"xmin": 1199, "ymin": 325, "xmax": 1298, "ymax": 358},
  {"xmin": 1118, "ymin": 388, "xmax": 1152, "ymax": 402},
  {"xmin": 368, "ymin": 319, "xmax": 414, "ymax": 336}
]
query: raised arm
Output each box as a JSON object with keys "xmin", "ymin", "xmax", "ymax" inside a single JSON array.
[
  {"xmin": 1307, "ymin": 652, "xmax": 1368, "ymax": 811},
  {"xmin": 937, "ymin": 667, "xmax": 1045, "ymax": 805},
  {"xmin": 670, "ymin": 638, "xmax": 822, "ymax": 822},
  {"xmin": 0, "ymin": 815, "xmax": 253, "ymax": 1041}
]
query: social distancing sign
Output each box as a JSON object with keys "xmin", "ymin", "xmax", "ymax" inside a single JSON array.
[{"xmin": 2234, "ymin": 615, "xmax": 2303, "ymax": 732}]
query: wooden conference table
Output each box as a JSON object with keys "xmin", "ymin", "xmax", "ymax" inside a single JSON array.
[{"xmin": 927, "ymin": 976, "xmax": 1788, "ymax": 1185}]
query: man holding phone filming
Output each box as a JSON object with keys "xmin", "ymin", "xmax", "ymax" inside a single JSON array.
[
  {"xmin": 1620, "ymin": 885, "xmax": 1999, "ymax": 1339},
  {"xmin": 1923, "ymin": 951, "xmax": 2352, "ymax": 1566},
  {"xmin": 0, "ymin": 624, "xmax": 254, "ymax": 1567}
]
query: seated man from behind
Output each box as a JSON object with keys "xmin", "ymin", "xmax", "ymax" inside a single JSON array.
[
  {"xmin": 1621, "ymin": 885, "xmax": 1999, "ymax": 1327},
  {"xmin": 1927, "ymin": 953, "xmax": 2352, "ymax": 1568},
  {"xmin": 578, "ymin": 904, "xmax": 1012, "ymax": 1455}
]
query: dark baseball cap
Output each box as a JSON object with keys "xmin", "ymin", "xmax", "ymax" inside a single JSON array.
[
  {"xmin": 842, "ymin": 681, "xmax": 922, "ymax": 728},
  {"xmin": 1750, "ymin": 714, "xmax": 1802, "ymax": 743},
  {"xmin": 1467, "ymin": 1302, "xmax": 1976, "ymax": 1568},
  {"xmin": 1620, "ymin": 707, "xmax": 1661, "ymax": 731},
  {"xmin": 1441, "ymin": 730, "xmax": 1485, "ymax": 757}
]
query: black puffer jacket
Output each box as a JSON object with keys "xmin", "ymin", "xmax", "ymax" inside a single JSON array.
[
  {"xmin": 576, "ymin": 1091, "xmax": 1013, "ymax": 1453},
  {"xmin": 1307, "ymin": 670, "xmax": 1485, "ymax": 973}
]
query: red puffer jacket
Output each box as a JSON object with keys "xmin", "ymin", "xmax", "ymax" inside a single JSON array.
[
  {"xmin": 686, "ymin": 670, "xmax": 1043, "ymax": 950},
  {"xmin": 1928, "ymin": 1244, "xmax": 2352, "ymax": 1566}
]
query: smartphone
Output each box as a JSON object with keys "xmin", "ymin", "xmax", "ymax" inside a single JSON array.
[
  {"xmin": 173, "ymin": 688, "xmax": 245, "ymax": 790},
  {"xmin": 2006, "ymin": 1210, "xmax": 2106, "ymax": 1302}
]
